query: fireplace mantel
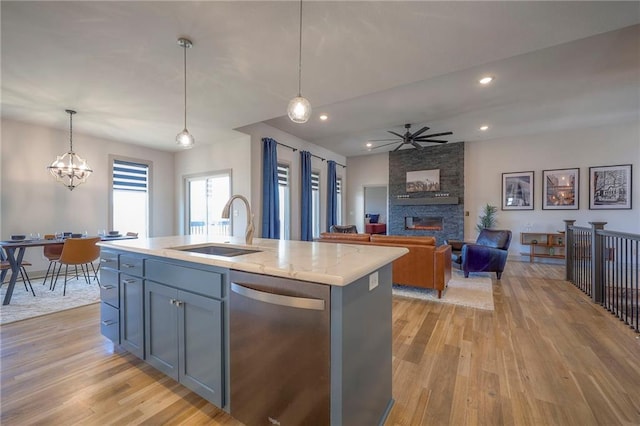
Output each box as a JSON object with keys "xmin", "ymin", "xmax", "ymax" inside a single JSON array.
[{"xmin": 391, "ymin": 196, "xmax": 459, "ymax": 206}]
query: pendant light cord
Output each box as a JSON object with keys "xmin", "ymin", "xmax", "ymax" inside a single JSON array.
[
  {"xmin": 69, "ymin": 111, "xmax": 73, "ymax": 152},
  {"xmin": 297, "ymin": 0, "xmax": 303, "ymax": 97},
  {"xmin": 183, "ymin": 43, "xmax": 188, "ymax": 129}
]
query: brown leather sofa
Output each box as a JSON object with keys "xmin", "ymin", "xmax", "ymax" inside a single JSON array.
[{"xmin": 318, "ymin": 233, "xmax": 452, "ymax": 298}]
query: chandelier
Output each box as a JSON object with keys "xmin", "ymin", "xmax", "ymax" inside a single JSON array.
[{"xmin": 47, "ymin": 109, "xmax": 93, "ymax": 191}]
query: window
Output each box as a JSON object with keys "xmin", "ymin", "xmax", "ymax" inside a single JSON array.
[
  {"xmin": 278, "ymin": 164, "xmax": 291, "ymax": 240},
  {"xmin": 336, "ymin": 177, "xmax": 343, "ymax": 225},
  {"xmin": 112, "ymin": 159, "xmax": 150, "ymax": 238},
  {"xmin": 185, "ymin": 172, "xmax": 231, "ymax": 236},
  {"xmin": 311, "ymin": 171, "xmax": 320, "ymax": 239}
]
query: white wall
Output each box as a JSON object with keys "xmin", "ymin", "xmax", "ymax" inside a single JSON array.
[
  {"xmin": 346, "ymin": 152, "xmax": 389, "ymax": 234},
  {"xmin": 1, "ymin": 118, "xmax": 175, "ymax": 273},
  {"xmin": 173, "ymin": 132, "xmax": 252, "ymax": 239},
  {"xmin": 466, "ymin": 122, "xmax": 639, "ymax": 256},
  {"xmin": 238, "ymin": 123, "xmax": 347, "ymax": 240},
  {"xmin": 347, "ymin": 122, "xmax": 639, "ymax": 256}
]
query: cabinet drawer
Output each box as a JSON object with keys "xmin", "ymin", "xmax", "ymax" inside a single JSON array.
[
  {"xmin": 145, "ymin": 259, "xmax": 223, "ymax": 299},
  {"xmin": 100, "ymin": 302, "xmax": 120, "ymax": 343},
  {"xmin": 100, "ymin": 250, "xmax": 118, "ymax": 269},
  {"xmin": 120, "ymin": 255, "xmax": 144, "ymax": 277},
  {"xmin": 100, "ymin": 268, "xmax": 119, "ymax": 307}
]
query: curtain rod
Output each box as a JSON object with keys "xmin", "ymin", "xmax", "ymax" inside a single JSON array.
[{"xmin": 275, "ymin": 141, "xmax": 346, "ymax": 168}]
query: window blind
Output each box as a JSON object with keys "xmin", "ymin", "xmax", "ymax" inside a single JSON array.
[{"xmin": 113, "ymin": 160, "xmax": 148, "ymax": 192}]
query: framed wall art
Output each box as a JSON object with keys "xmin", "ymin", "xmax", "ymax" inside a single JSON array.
[
  {"xmin": 542, "ymin": 168, "xmax": 579, "ymax": 210},
  {"xmin": 589, "ymin": 164, "xmax": 632, "ymax": 210},
  {"xmin": 502, "ymin": 171, "xmax": 534, "ymax": 210},
  {"xmin": 406, "ymin": 169, "xmax": 440, "ymax": 192}
]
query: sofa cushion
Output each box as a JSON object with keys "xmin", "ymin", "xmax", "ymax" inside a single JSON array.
[
  {"xmin": 318, "ymin": 232, "xmax": 371, "ymax": 242},
  {"xmin": 370, "ymin": 235, "xmax": 436, "ymax": 246}
]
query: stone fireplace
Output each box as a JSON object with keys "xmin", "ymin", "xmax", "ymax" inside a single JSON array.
[{"xmin": 388, "ymin": 143, "xmax": 464, "ymax": 244}]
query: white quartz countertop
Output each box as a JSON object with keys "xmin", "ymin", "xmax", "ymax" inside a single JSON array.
[{"xmin": 98, "ymin": 235, "xmax": 408, "ymax": 286}]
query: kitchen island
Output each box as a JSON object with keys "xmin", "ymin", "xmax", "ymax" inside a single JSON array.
[{"xmin": 98, "ymin": 235, "xmax": 407, "ymax": 426}]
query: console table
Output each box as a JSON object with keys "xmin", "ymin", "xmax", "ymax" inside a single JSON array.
[{"xmin": 365, "ymin": 223, "xmax": 387, "ymax": 235}]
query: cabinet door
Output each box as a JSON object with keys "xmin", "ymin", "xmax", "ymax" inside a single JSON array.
[
  {"xmin": 120, "ymin": 274, "xmax": 144, "ymax": 359},
  {"xmin": 178, "ymin": 290, "xmax": 224, "ymax": 407},
  {"xmin": 145, "ymin": 281, "xmax": 179, "ymax": 380}
]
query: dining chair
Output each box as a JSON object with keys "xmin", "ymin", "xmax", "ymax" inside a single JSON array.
[
  {"xmin": 0, "ymin": 256, "xmax": 35, "ymax": 297},
  {"xmin": 42, "ymin": 235, "xmax": 64, "ymax": 288},
  {"xmin": 51, "ymin": 237, "xmax": 101, "ymax": 296}
]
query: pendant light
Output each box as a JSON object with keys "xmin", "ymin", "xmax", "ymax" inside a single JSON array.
[
  {"xmin": 176, "ymin": 37, "xmax": 195, "ymax": 149},
  {"xmin": 287, "ymin": 0, "xmax": 311, "ymax": 123},
  {"xmin": 47, "ymin": 109, "xmax": 93, "ymax": 191}
]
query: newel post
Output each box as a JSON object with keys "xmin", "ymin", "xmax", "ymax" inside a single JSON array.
[
  {"xmin": 564, "ymin": 220, "xmax": 576, "ymax": 282},
  {"xmin": 589, "ymin": 221, "xmax": 607, "ymax": 304}
]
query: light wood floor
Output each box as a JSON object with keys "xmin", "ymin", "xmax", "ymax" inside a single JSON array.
[{"xmin": 2, "ymin": 262, "xmax": 639, "ymax": 425}]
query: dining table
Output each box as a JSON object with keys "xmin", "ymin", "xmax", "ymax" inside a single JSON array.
[{"xmin": 1, "ymin": 235, "xmax": 137, "ymax": 305}]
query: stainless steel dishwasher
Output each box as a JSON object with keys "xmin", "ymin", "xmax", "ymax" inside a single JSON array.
[{"xmin": 229, "ymin": 270, "xmax": 330, "ymax": 426}]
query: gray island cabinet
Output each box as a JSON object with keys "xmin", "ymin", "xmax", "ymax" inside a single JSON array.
[{"xmin": 97, "ymin": 236, "xmax": 407, "ymax": 426}]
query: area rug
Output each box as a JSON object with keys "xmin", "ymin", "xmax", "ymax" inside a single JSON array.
[
  {"xmin": 0, "ymin": 277, "xmax": 100, "ymax": 325},
  {"xmin": 392, "ymin": 270, "xmax": 494, "ymax": 311}
]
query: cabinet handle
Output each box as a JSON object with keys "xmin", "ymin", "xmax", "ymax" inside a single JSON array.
[
  {"xmin": 99, "ymin": 285, "xmax": 115, "ymax": 290},
  {"xmin": 231, "ymin": 282, "xmax": 325, "ymax": 311},
  {"xmin": 169, "ymin": 298, "xmax": 176, "ymax": 305},
  {"xmin": 175, "ymin": 300, "xmax": 184, "ymax": 307},
  {"xmin": 122, "ymin": 263, "xmax": 136, "ymax": 268},
  {"xmin": 101, "ymin": 320, "xmax": 116, "ymax": 326},
  {"xmin": 100, "ymin": 258, "xmax": 111, "ymax": 263},
  {"xmin": 123, "ymin": 278, "xmax": 137, "ymax": 284}
]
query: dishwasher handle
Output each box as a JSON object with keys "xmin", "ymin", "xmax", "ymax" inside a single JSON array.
[{"xmin": 231, "ymin": 282, "xmax": 325, "ymax": 311}]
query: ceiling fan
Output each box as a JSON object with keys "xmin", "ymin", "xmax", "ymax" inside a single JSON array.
[{"xmin": 370, "ymin": 123, "xmax": 453, "ymax": 152}]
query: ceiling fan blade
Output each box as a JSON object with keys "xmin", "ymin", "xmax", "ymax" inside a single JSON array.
[
  {"xmin": 371, "ymin": 141, "xmax": 402, "ymax": 149},
  {"xmin": 416, "ymin": 139, "xmax": 448, "ymax": 143},
  {"xmin": 392, "ymin": 142, "xmax": 404, "ymax": 152},
  {"xmin": 415, "ymin": 131, "xmax": 453, "ymax": 139},
  {"xmin": 410, "ymin": 126, "xmax": 430, "ymax": 138},
  {"xmin": 387, "ymin": 131, "xmax": 404, "ymax": 138},
  {"xmin": 411, "ymin": 141, "xmax": 424, "ymax": 150},
  {"xmin": 369, "ymin": 138, "xmax": 402, "ymax": 142}
]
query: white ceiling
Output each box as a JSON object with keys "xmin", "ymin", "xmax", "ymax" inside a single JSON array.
[{"xmin": 2, "ymin": 1, "xmax": 639, "ymax": 157}]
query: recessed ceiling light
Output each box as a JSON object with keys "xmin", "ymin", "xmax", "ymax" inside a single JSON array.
[
  {"xmin": 319, "ymin": 114, "xmax": 328, "ymax": 121},
  {"xmin": 365, "ymin": 142, "xmax": 373, "ymax": 148},
  {"xmin": 479, "ymin": 76, "xmax": 494, "ymax": 85},
  {"xmin": 479, "ymin": 125, "xmax": 489, "ymax": 131}
]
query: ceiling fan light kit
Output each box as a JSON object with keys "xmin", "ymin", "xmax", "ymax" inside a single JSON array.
[{"xmin": 370, "ymin": 123, "xmax": 453, "ymax": 151}]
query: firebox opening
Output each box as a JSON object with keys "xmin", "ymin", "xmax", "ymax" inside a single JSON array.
[{"xmin": 405, "ymin": 216, "xmax": 443, "ymax": 231}]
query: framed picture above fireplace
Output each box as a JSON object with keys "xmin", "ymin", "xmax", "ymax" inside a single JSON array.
[
  {"xmin": 502, "ymin": 171, "xmax": 534, "ymax": 210},
  {"xmin": 406, "ymin": 169, "xmax": 440, "ymax": 192}
]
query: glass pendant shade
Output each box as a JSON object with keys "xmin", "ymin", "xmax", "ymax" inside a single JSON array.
[
  {"xmin": 176, "ymin": 128, "xmax": 195, "ymax": 148},
  {"xmin": 287, "ymin": 95, "xmax": 312, "ymax": 123},
  {"xmin": 47, "ymin": 109, "xmax": 92, "ymax": 191}
]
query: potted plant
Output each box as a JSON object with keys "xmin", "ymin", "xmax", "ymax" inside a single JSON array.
[{"xmin": 476, "ymin": 204, "xmax": 497, "ymax": 233}]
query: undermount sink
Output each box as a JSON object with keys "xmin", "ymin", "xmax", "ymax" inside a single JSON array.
[{"xmin": 175, "ymin": 245, "xmax": 262, "ymax": 257}]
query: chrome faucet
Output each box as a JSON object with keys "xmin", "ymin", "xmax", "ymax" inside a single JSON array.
[{"xmin": 221, "ymin": 194, "xmax": 255, "ymax": 246}]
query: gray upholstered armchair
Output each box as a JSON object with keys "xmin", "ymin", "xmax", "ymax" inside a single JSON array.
[
  {"xmin": 329, "ymin": 225, "xmax": 358, "ymax": 233},
  {"xmin": 446, "ymin": 229, "xmax": 512, "ymax": 279}
]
